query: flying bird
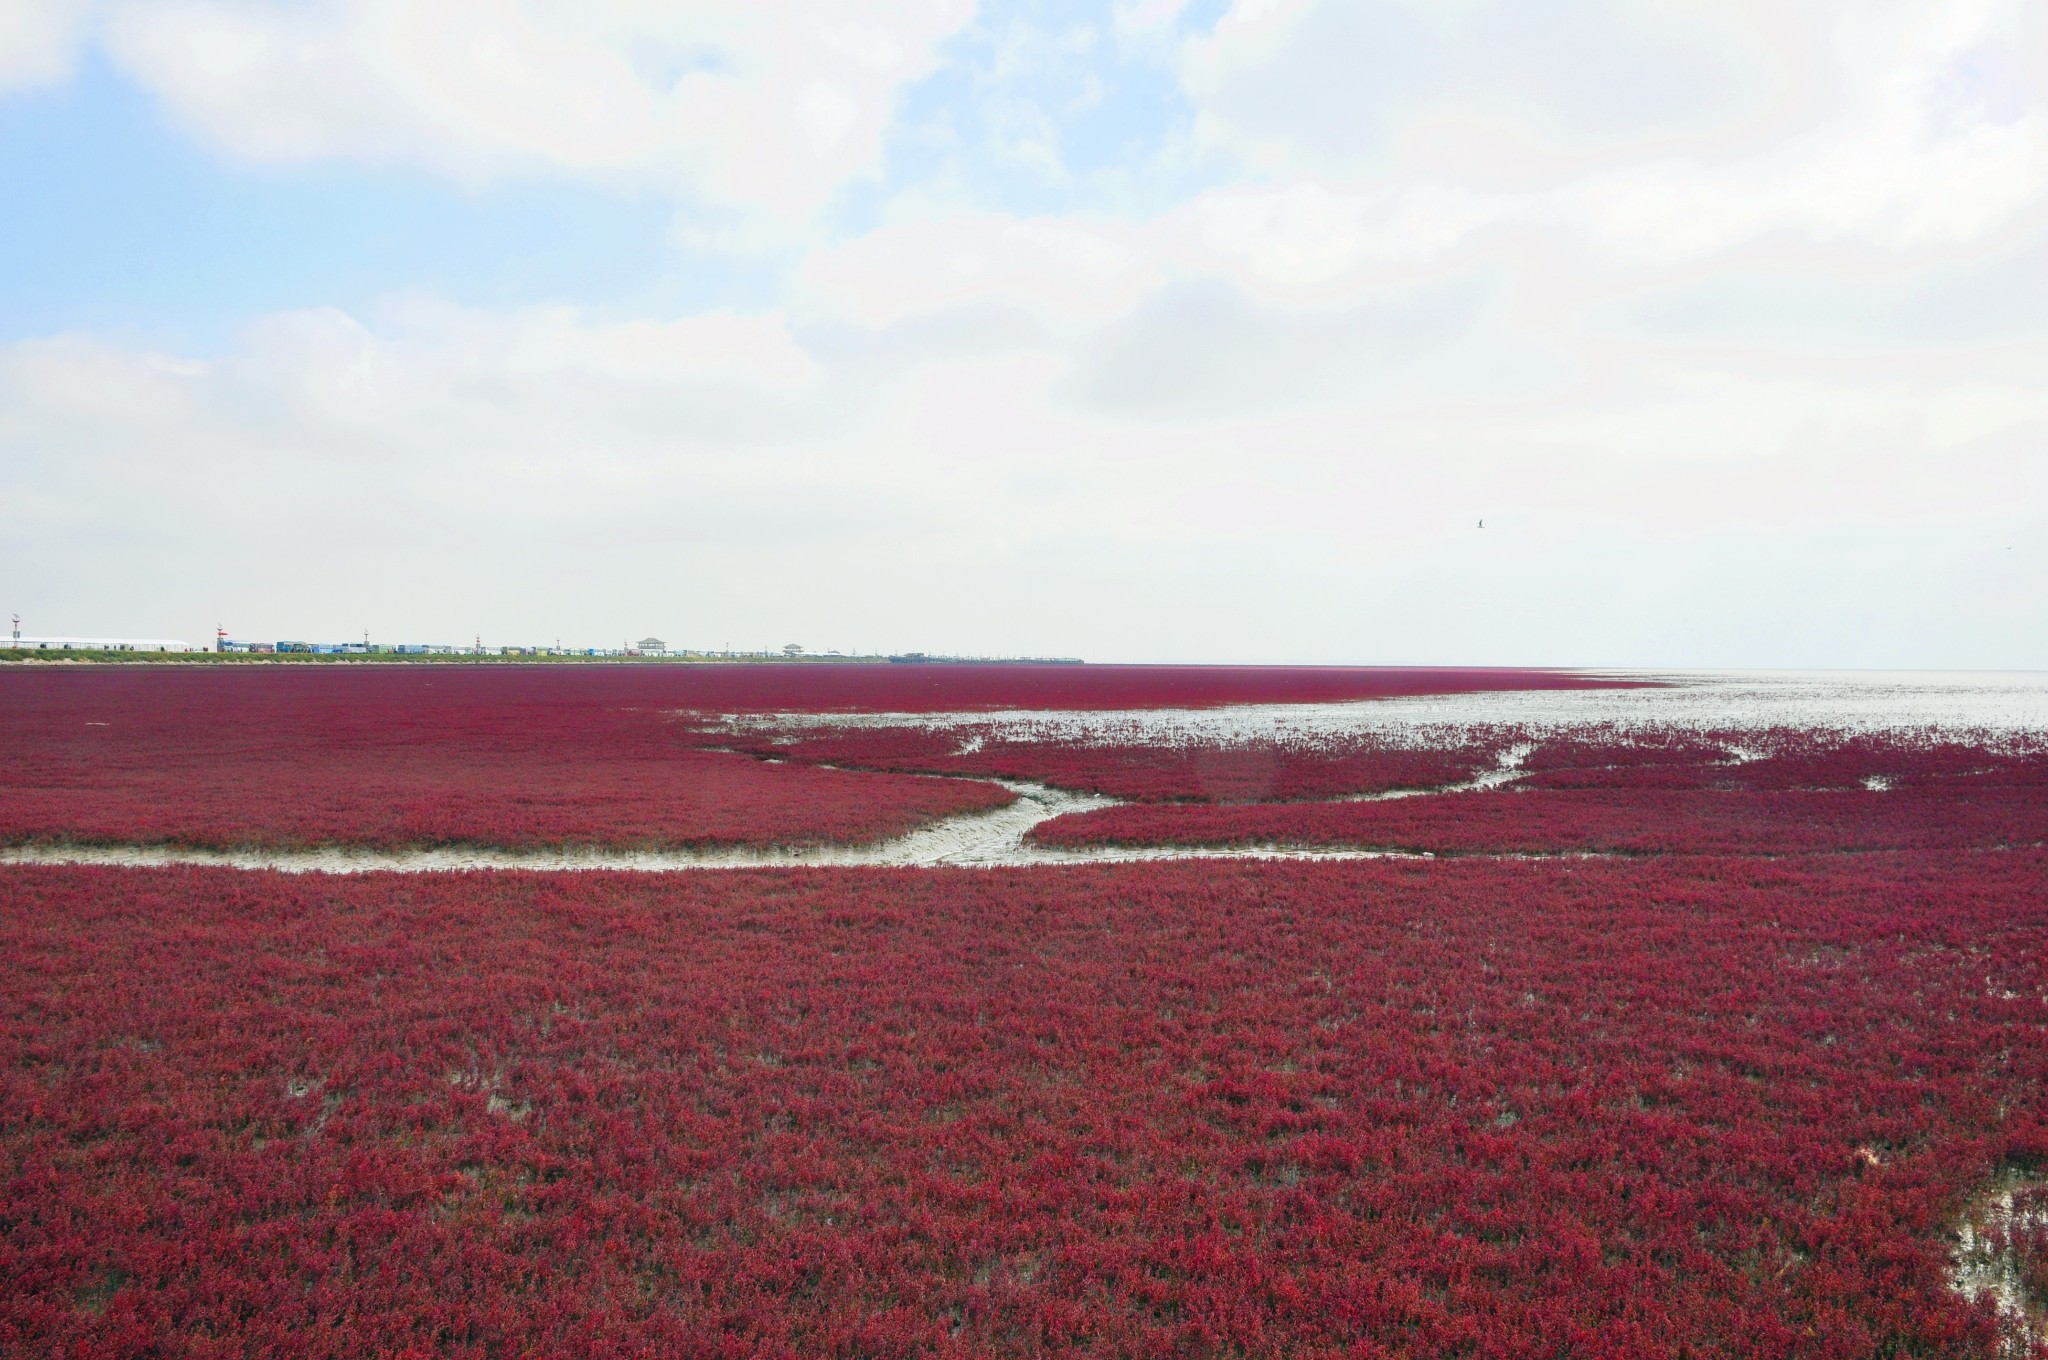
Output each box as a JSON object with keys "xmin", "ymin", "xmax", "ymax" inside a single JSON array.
[{"xmin": 1478, "ymin": 519, "xmax": 1484, "ymax": 529}]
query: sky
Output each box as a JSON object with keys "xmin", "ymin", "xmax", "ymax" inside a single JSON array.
[{"xmin": 2, "ymin": 0, "xmax": 2045, "ymax": 666}]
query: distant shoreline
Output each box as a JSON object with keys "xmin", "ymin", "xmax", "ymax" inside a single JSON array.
[{"xmin": 0, "ymin": 649, "xmax": 1085, "ymax": 666}]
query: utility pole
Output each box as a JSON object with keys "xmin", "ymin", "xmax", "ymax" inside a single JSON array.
[{"xmin": 10, "ymin": 614, "xmax": 19, "ymax": 646}]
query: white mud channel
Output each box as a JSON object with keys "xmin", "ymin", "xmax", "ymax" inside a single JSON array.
[
  {"xmin": 0, "ymin": 743, "xmax": 1541, "ymax": 874},
  {"xmin": 0, "ymin": 777, "xmax": 1440, "ymax": 875},
  {"xmin": 1336, "ymin": 744, "xmax": 1532, "ymax": 801}
]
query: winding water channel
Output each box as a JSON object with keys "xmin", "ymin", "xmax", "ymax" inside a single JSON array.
[{"xmin": 0, "ymin": 773, "xmax": 1451, "ymax": 874}]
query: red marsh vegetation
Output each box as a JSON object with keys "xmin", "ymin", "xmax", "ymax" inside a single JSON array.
[
  {"xmin": 0, "ymin": 666, "xmax": 1626, "ymax": 851},
  {"xmin": 3, "ymin": 667, "xmax": 2044, "ymax": 1357},
  {"xmin": 1033, "ymin": 735, "xmax": 2048, "ymax": 856},
  {"xmin": 3, "ymin": 854, "xmax": 2045, "ymax": 1358}
]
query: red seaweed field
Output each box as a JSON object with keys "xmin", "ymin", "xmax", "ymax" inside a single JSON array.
[
  {"xmin": 4, "ymin": 857, "xmax": 2046, "ymax": 1357},
  {"xmin": 720, "ymin": 725, "xmax": 1510, "ymax": 804},
  {"xmin": 0, "ymin": 667, "xmax": 1030, "ymax": 853},
  {"xmin": 0, "ymin": 666, "xmax": 1612, "ymax": 851},
  {"xmin": 1032, "ymin": 734, "xmax": 2048, "ymax": 855},
  {"xmin": 1035, "ymin": 782, "xmax": 2048, "ymax": 855},
  {"xmin": 3, "ymin": 665, "xmax": 2046, "ymax": 1357}
]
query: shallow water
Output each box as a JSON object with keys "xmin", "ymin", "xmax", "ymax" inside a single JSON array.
[{"xmin": 724, "ymin": 670, "xmax": 2048, "ymax": 747}]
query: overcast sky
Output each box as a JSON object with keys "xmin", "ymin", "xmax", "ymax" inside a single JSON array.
[{"xmin": 3, "ymin": 0, "xmax": 2044, "ymax": 665}]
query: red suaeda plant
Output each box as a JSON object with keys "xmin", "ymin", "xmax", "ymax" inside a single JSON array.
[
  {"xmin": 6, "ymin": 680, "xmax": 2045, "ymax": 1357},
  {"xmin": 727, "ymin": 725, "xmax": 1508, "ymax": 802},
  {"xmin": 0, "ymin": 661, "xmax": 1637, "ymax": 721},
  {"xmin": 1522, "ymin": 732, "xmax": 2048, "ymax": 793},
  {"xmin": 3, "ymin": 852, "xmax": 2045, "ymax": 1357},
  {"xmin": 608, "ymin": 661, "xmax": 1634, "ymax": 713},
  {"xmin": 0, "ymin": 669, "xmax": 1013, "ymax": 851},
  {"xmin": 1033, "ymin": 785, "xmax": 2048, "ymax": 854},
  {"xmin": 1034, "ymin": 734, "xmax": 2048, "ymax": 855},
  {"xmin": 0, "ymin": 666, "xmax": 1627, "ymax": 850}
]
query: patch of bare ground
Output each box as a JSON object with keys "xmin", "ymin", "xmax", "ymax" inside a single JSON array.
[{"xmin": 1953, "ymin": 1160, "xmax": 2048, "ymax": 1356}]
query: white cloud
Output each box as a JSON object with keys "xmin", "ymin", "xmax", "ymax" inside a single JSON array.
[
  {"xmin": 1173, "ymin": 0, "xmax": 2048, "ymax": 263},
  {"xmin": 0, "ymin": 0, "xmax": 95, "ymax": 89},
  {"xmin": 798, "ymin": 209, "xmax": 1156, "ymax": 327},
  {"xmin": 1112, "ymin": 0, "xmax": 1189, "ymax": 44},
  {"xmin": 97, "ymin": 0, "xmax": 976, "ymax": 218},
  {"xmin": 796, "ymin": 0, "xmax": 2048, "ymax": 351},
  {"xmin": 1181, "ymin": 0, "xmax": 1783, "ymax": 171},
  {"xmin": 9, "ymin": 0, "xmax": 2048, "ymax": 662},
  {"xmin": 5, "ymin": 273, "xmax": 2045, "ymax": 662}
]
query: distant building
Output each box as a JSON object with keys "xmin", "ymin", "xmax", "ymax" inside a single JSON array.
[
  {"xmin": 637, "ymin": 637, "xmax": 667, "ymax": 656},
  {"xmin": 10, "ymin": 636, "xmax": 195, "ymax": 652}
]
